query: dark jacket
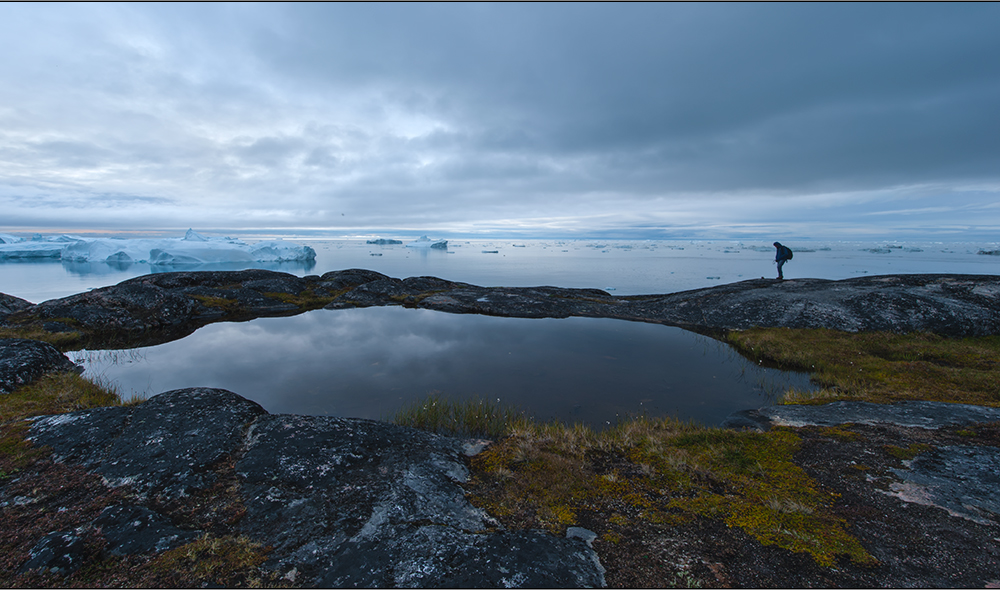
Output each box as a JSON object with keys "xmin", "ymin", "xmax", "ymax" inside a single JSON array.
[{"xmin": 775, "ymin": 243, "xmax": 793, "ymax": 262}]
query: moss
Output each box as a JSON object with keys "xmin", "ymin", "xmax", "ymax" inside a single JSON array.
[
  {"xmin": 0, "ymin": 324, "xmax": 83, "ymax": 347},
  {"xmin": 883, "ymin": 443, "xmax": 932, "ymax": 461},
  {"xmin": 726, "ymin": 328, "xmax": 1000, "ymax": 406},
  {"xmin": 188, "ymin": 294, "xmax": 243, "ymax": 314},
  {"xmin": 0, "ymin": 371, "xmax": 127, "ymax": 425},
  {"xmin": 262, "ymin": 288, "xmax": 341, "ymax": 310},
  {"xmin": 136, "ymin": 534, "xmax": 278, "ymax": 588},
  {"xmin": 818, "ymin": 425, "xmax": 861, "ymax": 441},
  {"xmin": 467, "ymin": 417, "xmax": 875, "ymax": 567}
]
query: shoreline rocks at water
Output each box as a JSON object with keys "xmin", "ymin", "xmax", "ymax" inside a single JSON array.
[{"xmin": 2, "ymin": 270, "xmax": 999, "ymax": 350}]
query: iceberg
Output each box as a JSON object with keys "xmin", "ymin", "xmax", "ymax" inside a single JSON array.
[
  {"xmin": 0, "ymin": 242, "xmax": 65, "ymax": 259},
  {"xmin": 0, "ymin": 230, "xmax": 316, "ymax": 265},
  {"xmin": 406, "ymin": 236, "xmax": 448, "ymax": 250}
]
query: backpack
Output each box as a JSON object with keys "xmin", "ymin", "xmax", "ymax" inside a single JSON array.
[{"xmin": 780, "ymin": 245, "xmax": 793, "ymax": 260}]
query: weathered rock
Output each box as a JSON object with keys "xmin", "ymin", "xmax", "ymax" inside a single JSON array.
[
  {"xmin": 619, "ymin": 274, "xmax": 1000, "ymax": 336},
  {"xmin": 94, "ymin": 504, "xmax": 201, "ymax": 555},
  {"xmin": 30, "ymin": 388, "xmax": 267, "ymax": 498},
  {"xmin": 756, "ymin": 400, "xmax": 1000, "ymax": 430},
  {"xmin": 0, "ymin": 338, "xmax": 80, "ymax": 394},
  {"xmin": 2, "ymin": 269, "xmax": 384, "ymax": 347},
  {"xmin": 318, "ymin": 527, "xmax": 606, "ymax": 588},
  {"xmin": 889, "ymin": 445, "xmax": 1000, "ymax": 525},
  {"xmin": 0, "ymin": 292, "xmax": 33, "ymax": 320},
  {"xmin": 25, "ymin": 388, "xmax": 607, "ymax": 587},
  {"xmin": 18, "ymin": 530, "xmax": 89, "ymax": 576}
]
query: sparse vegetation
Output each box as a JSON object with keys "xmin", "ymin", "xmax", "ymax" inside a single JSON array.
[
  {"xmin": 726, "ymin": 328, "xmax": 1000, "ymax": 405},
  {"xmin": 390, "ymin": 392, "xmax": 531, "ymax": 438},
  {"xmin": 262, "ymin": 288, "xmax": 343, "ymax": 309},
  {"xmin": 465, "ymin": 414, "xmax": 875, "ymax": 568}
]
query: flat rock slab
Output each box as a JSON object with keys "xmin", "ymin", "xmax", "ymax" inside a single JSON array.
[
  {"xmin": 0, "ymin": 338, "xmax": 81, "ymax": 394},
  {"xmin": 757, "ymin": 400, "xmax": 1000, "ymax": 430},
  {"xmin": 26, "ymin": 388, "xmax": 606, "ymax": 588},
  {"xmin": 889, "ymin": 445, "xmax": 1000, "ymax": 525}
]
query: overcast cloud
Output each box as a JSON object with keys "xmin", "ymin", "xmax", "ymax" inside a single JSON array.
[{"xmin": 1, "ymin": 3, "xmax": 999, "ymax": 239}]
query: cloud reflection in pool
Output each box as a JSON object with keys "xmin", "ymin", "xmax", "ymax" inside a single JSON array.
[{"xmin": 74, "ymin": 307, "xmax": 816, "ymax": 428}]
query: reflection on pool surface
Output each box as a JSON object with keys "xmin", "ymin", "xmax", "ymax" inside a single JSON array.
[{"xmin": 73, "ymin": 307, "xmax": 816, "ymax": 428}]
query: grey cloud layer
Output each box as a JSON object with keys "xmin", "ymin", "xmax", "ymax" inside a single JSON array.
[{"xmin": 0, "ymin": 3, "xmax": 998, "ymax": 236}]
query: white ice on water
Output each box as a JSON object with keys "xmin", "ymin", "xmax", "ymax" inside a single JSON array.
[
  {"xmin": 0, "ymin": 229, "xmax": 316, "ymax": 265},
  {"xmin": 405, "ymin": 235, "xmax": 448, "ymax": 249}
]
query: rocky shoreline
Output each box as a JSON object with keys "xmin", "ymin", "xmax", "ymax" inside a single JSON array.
[
  {"xmin": 3, "ymin": 270, "xmax": 999, "ymax": 350},
  {"xmin": 2, "ymin": 270, "xmax": 1000, "ymax": 587}
]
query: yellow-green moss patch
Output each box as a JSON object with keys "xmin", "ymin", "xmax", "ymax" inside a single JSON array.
[
  {"xmin": 726, "ymin": 328, "xmax": 1000, "ymax": 406},
  {"xmin": 468, "ymin": 416, "xmax": 875, "ymax": 567}
]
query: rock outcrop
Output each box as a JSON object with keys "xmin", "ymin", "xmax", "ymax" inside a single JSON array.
[
  {"xmin": 0, "ymin": 292, "xmax": 33, "ymax": 321},
  {"xmin": 0, "ymin": 338, "xmax": 81, "ymax": 394},
  {"xmin": 25, "ymin": 388, "xmax": 606, "ymax": 587},
  {"xmin": 4, "ymin": 272, "xmax": 999, "ymax": 350}
]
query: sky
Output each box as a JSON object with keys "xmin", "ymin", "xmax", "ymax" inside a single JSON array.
[{"xmin": 1, "ymin": 3, "xmax": 999, "ymax": 240}]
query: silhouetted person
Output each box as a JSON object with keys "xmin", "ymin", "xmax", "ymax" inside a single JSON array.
[{"xmin": 773, "ymin": 242, "xmax": 793, "ymax": 280}]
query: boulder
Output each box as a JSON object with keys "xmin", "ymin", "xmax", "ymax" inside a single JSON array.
[{"xmin": 0, "ymin": 338, "xmax": 80, "ymax": 394}]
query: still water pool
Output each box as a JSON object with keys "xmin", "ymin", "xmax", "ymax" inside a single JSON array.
[{"xmin": 72, "ymin": 306, "xmax": 816, "ymax": 428}]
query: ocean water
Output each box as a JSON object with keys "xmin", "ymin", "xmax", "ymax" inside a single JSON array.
[{"xmin": 2, "ymin": 236, "xmax": 999, "ymax": 304}]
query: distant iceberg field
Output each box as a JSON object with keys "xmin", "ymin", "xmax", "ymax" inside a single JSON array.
[{"xmin": 0, "ymin": 229, "xmax": 316, "ymax": 265}]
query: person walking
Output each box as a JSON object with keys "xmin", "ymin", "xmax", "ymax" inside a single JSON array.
[{"xmin": 773, "ymin": 242, "xmax": 793, "ymax": 280}]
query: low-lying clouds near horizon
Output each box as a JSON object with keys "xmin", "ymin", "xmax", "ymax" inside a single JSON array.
[{"xmin": 1, "ymin": 3, "xmax": 999, "ymax": 239}]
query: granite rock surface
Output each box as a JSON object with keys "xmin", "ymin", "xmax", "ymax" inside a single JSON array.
[{"xmin": 25, "ymin": 388, "xmax": 606, "ymax": 587}]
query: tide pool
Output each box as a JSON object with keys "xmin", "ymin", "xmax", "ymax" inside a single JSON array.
[{"xmin": 71, "ymin": 306, "xmax": 816, "ymax": 428}]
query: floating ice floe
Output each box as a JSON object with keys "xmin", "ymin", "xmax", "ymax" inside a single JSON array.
[
  {"xmin": 405, "ymin": 236, "xmax": 448, "ymax": 250},
  {"xmin": 0, "ymin": 229, "xmax": 316, "ymax": 265}
]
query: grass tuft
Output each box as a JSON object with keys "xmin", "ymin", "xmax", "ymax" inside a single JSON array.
[{"xmin": 389, "ymin": 392, "xmax": 531, "ymax": 439}]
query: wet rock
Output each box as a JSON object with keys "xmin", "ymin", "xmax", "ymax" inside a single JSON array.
[
  {"xmin": 94, "ymin": 504, "xmax": 201, "ymax": 555},
  {"xmin": 0, "ymin": 338, "xmax": 81, "ymax": 394}
]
